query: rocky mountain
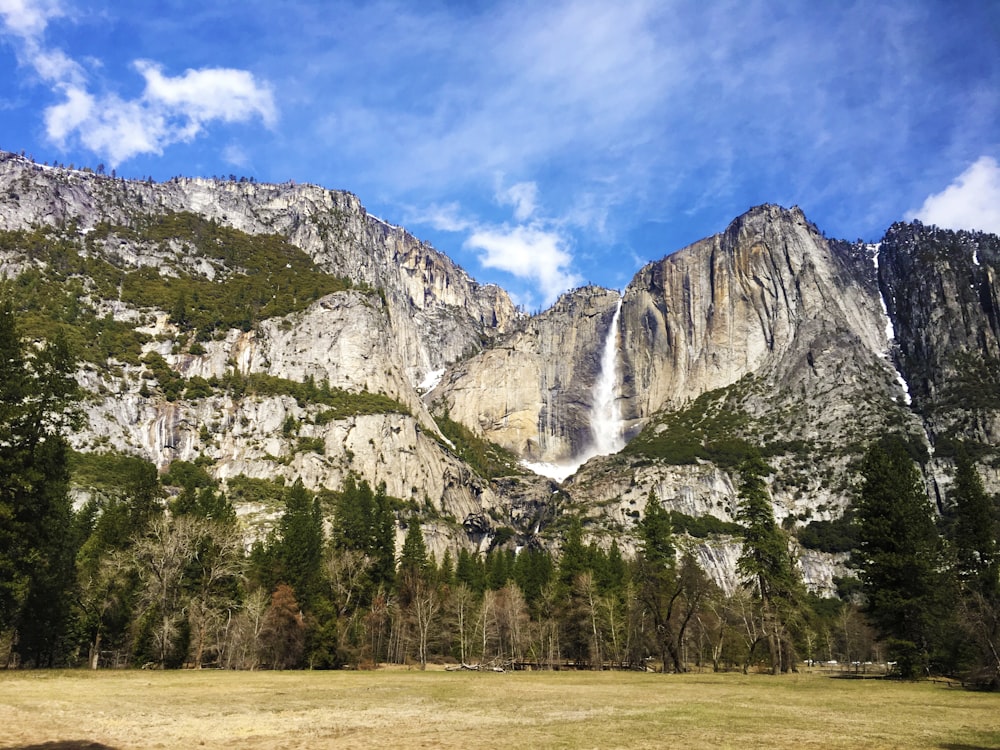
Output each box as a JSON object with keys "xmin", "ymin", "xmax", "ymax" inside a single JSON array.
[
  {"xmin": 0, "ymin": 151, "xmax": 528, "ymax": 551},
  {"xmin": 2, "ymin": 150, "xmax": 998, "ymax": 596}
]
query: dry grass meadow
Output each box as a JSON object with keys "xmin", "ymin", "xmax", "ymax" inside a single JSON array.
[{"xmin": 1, "ymin": 667, "xmax": 998, "ymax": 750}]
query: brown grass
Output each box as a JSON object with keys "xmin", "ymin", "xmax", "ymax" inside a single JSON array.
[{"xmin": 0, "ymin": 668, "xmax": 997, "ymax": 750}]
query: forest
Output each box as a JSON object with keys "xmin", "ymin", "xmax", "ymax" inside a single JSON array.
[{"xmin": 1, "ymin": 298, "xmax": 998, "ymax": 688}]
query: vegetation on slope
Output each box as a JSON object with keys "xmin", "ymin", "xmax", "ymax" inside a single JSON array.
[
  {"xmin": 1, "ymin": 212, "xmax": 361, "ymax": 365},
  {"xmin": 91, "ymin": 211, "xmax": 357, "ymax": 337},
  {"xmin": 433, "ymin": 410, "xmax": 524, "ymax": 478},
  {"xmin": 138, "ymin": 348, "xmax": 411, "ymax": 419},
  {"xmin": 622, "ymin": 381, "xmax": 754, "ymax": 467}
]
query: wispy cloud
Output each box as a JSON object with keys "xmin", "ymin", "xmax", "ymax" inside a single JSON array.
[
  {"xmin": 410, "ymin": 182, "xmax": 582, "ymax": 307},
  {"xmin": 0, "ymin": 0, "xmax": 63, "ymax": 39},
  {"xmin": 465, "ymin": 224, "xmax": 582, "ymax": 309},
  {"xmin": 2, "ymin": 0, "xmax": 997, "ymax": 304},
  {"xmin": 222, "ymin": 143, "xmax": 249, "ymax": 169},
  {"xmin": 0, "ymin": 0, "xmax": 276, "ymax": 165},
  {"xmin": 907, "ymin": 156, "xmax": 1000, "ymax": 235},
  {"xmin": 496, "ymin": 181, "xmax": 539, "ymax": 223},
  {"xmin": 409, "ymin": 202, "xmax": 475, "ymax": 234}
]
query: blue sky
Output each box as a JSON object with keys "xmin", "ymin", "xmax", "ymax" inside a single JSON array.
[{"xmin": 1, "ymin": 1, "xmax": 998, "ymax": 310}]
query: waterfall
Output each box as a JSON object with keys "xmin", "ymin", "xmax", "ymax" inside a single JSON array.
[
  {"xmin": 521, "ymin": 294, "xmax": 625, "ymax": 482},
  {"xmin": 590, "ymin": 295, "xmax": 625, "ymax": 456}
]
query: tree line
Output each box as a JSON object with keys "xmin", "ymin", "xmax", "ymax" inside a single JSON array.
[{"xmin": 1, "ymin": 300, "xmax": 997, "ymax": 686}]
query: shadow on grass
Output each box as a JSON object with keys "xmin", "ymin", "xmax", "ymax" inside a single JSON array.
[{"xmin": 2, "ymin": 742, "xmax": 119, "ymax": 750}]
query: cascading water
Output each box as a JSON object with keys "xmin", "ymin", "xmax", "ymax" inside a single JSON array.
[
  {"xmin": 590, "ymin": 295, "xmax": 626, "ymax": 456},
  {"xmin": 521, "ymin": 294, "xmax": 625, "ymax": 482}
]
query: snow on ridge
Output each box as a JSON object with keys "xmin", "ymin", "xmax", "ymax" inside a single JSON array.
[
  {"xmin": 367, "ymin": 213, "xmax": 401, "ymax": 231},
  {"xmin": 870, "ymin": 243, "xmax": 911, "ymax": 406}
]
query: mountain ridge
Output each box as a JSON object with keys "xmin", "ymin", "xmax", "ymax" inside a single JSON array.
[{"xmin": 2, "ymin": 149, "xmax": 998, "ymax": 596}]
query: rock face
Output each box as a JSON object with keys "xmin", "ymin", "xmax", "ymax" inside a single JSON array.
[
  {"xmin": 429, "ymin": 286, "xmax": 622, "ymax": 463},
  {"xmin": 0, "ymin": 152, "xmax": 521, "ymax": 388},
  {"xmin": 0, "ymin": 151, "xmax": 523, "ymax": 558},
  {"xmin": 878, "ymin": 222, "xmax": 1000, "ymax": 439},
  {"xmin": 876, "ymin": 221, "xmax": 1000, "ymax": 501},
  {"xmin": 619, "ymin": 206, "xmax": 890, "ymax": 417},
  {"xmin": 4, "ymin": 150, "xmax": 999, "ymax": 594}
]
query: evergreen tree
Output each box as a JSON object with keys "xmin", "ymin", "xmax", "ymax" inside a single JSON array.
[
  {"xmin": 638, "ymin": 491, "xmax": 674, "ymax": 569},
  {"xmin": 944, "ymin": 450, "xmax": 1000, "ymax": 687},
  {"xmin": 854, "ymin": 437, "xmax": 948, "ymax": 678},
  {"xmin": 455, "ymin": 548, "xmax": 486, "ymax": 593},
  {"xmin": 557, "ymin": 517, "xmax": 589, "ymax": 591},
  {"xmin": 437, "ymin": 548, "xmax": 455, "ymax": 587},
  {"xmin": 736, "ymin": 456, "xmax": 797, "ymax": 603},
  {"xmin": 735, "ymin": 453, "xmax": 800, "ymax": 673},
  {"xmin": 275, "ymin": 480, "xmax": 324, "ymax": 608},
  {"xmin": 332, "ymin": 476, "xmax": 395, "ymax": 589},
  {"xmin": 0, "ymin": 299, "xmax": 81, "ymax": 665},
  {"xmin": 634, "ymin": 491, "xmax": 705, "ymax": 673},
  {"xmin": 596, "ymin": 540, "xmax": 628, "ymax": 595},
  {"xmin": 398, "ymin": 518, "xmax": 428, "ymax": 582},
  {"xmin": 369, "ymin": 482, "xmax": 396, "ymax": 587},
  {"xmin": 513, "ymin": 547, "xmax": 554, "ymax": 607},
  {"xmin": 164, "ymin": 460, "xmax": 235, "ymax": 522},
  {"xmin": 947, "ymin": 451, "xmax": 999, "ymax": 594},
  {"xmin": 486, "ymin": 549, "xmax": 515, "ymax": 590},
  {"xmin": 73, "ymin": 456, "xmax": 163, "ymax": 668}
]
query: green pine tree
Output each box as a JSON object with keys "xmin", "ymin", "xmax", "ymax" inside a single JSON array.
[
  {"xmin": 735, "ymin": 452, "xmax": 800, "ymax": 674},
  {"xmin": 276, "ymin": 480, "xmax": 324, "ymax": 608},
  {"xmin": 854, "ymin": 437, "xmax": 949, "ymax": 678},
  {"xmin": 398, "ymin": 518, "xmax": 428, "ymax": 581},
  {"xmin": 0, "ymin": 298, "xmax": 81, "ymax": 665},
  {"xmin": 944, "ymin": 450, "xmax": 1000, "ymax": 686}
]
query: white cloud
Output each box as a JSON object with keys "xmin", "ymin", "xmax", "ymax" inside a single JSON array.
[
  {"xmin": 0, "ymin": 0, "xmax": 276, "ymax": 165},
  {"xmin": 0, "ymin": 0, "xmax": 62, "ymax": 38},
  {"xmin": 907, "ymin": 156, "xmax": 1000, "ymax": 235},
  {"xmin": 497, "ymin": 181, "xmax": 539, "ymax": 222},
  {"xmin": 408, "ymin": 202, "xmax": 475, "ymax": 233},
  {"xmin": 40, "ymin": 67, "xmax": 275, "ymax": 166},
  {"xmin": 222, "ymin": 143, "xmax": 249, "ymax": 169},
  {"xmin": 410, "ymin": 183, "xmax": 583, "ymax": 307},
  {"xmin": 136, "ymin": 61, "xmax": 276, "ymax": 128},
  {"xmin": 464, "ymin": 224, "xmax": 582, "ymax": 307},
  {"xmin": 41, "ymin": 65, "xmax": 276, "ymax": 166},
  {"xmin": 45, "ymin": 86, "xmax": 172, "ymax": 165},
  {"xmin": 0, "ymin": 0, "xmax": 84, "ymax": 84}
]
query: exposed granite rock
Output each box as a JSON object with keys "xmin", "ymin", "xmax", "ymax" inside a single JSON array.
[
  {"xmin": 877, "ymin": 221, "xmax": 1000, "ymax": 478},
  {"xmin": 0, "ymin": 152, "xmax": 521, "ymax": 389},
  {"xmin": 429, "ymin": 285, "xmax": 622, "ymax": 463},
  {"xmin": 7, "ymin": 149, "xmax": 999, "ymax": 593}
]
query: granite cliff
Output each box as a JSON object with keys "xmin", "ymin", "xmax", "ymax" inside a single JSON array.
[{"xmin": 3, "ymin": 151, "xmax": 998, "ymax": 595}]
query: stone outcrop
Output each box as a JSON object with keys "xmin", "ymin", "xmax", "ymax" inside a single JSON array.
[
  {"xmin": 878, "ymin": 222, "xmax": 1000, "ymax": 446},
  {"xmin": 429, "ymin": 285, "xmax": 622, "ymax": 463},
  {"xmin": 0, "ymin": 151, "xmax": 523, "ymax": 558}
]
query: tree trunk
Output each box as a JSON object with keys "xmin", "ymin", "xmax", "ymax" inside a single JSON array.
[{"xmin": 90, "ymin": 630, "xmax": 101, "ymax": 670}]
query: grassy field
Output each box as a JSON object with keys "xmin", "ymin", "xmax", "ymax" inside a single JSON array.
[{"xmin": 0, "ymin": 668, "xmax": 998, "ymax": 750}]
